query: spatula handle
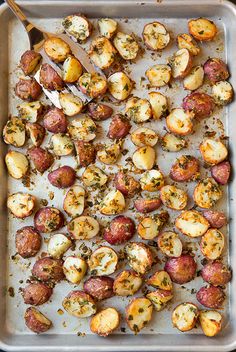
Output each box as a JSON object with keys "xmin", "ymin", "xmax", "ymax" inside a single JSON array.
[{"xmin": 4, "ymin": 0, "xmax": 31, "ymax": 28}]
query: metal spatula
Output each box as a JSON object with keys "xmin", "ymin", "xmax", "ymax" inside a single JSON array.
[{"xmin": 5, "ymin": 0, "xmax": 97, "ymax": 108}]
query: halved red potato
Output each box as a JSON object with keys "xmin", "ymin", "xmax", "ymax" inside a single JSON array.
[
  {"xmin": 160, "ymin": 185, "xmax": 188, "ymax": 210},
  {"xmin": 82, "ymin": 165, "xmax": 108, "ymax": 187},
  {"xmin": 89, "ymin": 36, "xmax": 116, "ymax": 69},
  {"xmin": 43, "ymin": 107, "xmax": 67, "ymax": 134},
  {"xmin": 166, "ymin": 108, "xmax": 194, "ymax": 136},
  {"xmin": 193, "ymin": 178, "xmax": 222, "ymax": 208},
  {"xmin": 88, "ymin": 246, "xmax": 118, "ymax": 275},
  {"xmin": 177, "ymin": 33, "xmax": 200, "ymax": 56},
  {"xmin": 113, "ymin": 270, "xmax": 142, "ymax": 296},
  {"xmin": 62, "ymin": 290, "xmax": 96, "ymax": 317},
  {"xmin": 211, "ymin": 161, "xmax": 231, "ymax": 185},
  {"xmin": 15, "ymin": 78, "xmax": 42, "ymax": 101},
  {"xmin": 63, "ymin": 185, "xmax": 85, "ymax": 217},
  {"xmin": 137, "ymin": 212, "xmax": 169, "ymax": 240},
  {"xmin": 201, "ymin": 261, "xmax": 231, "ymax": 286},
  {"xmin": 146, "ymin": 289, "xmax": 173, "ymax": 312},
  {"xmin": 98, "ymin": 18, "xmax": 118, "ymax": 39},
  {"xmin": 78, "ymin": 72, "xmax": 107, "ymax": 98},
  {"xmin": 125, "ymin": 97, "xmax": 152, "ymax": 123},
  {"xmin": 68, "ymin": 117, "xmax": 96, "ymax": 141},
  {"xmin": 16, "ymin": 226, "xmax": 41, "ymax": 258},
  {"xmin": 134, "ymin": 198, "xmax": 162, "ymax": 213},
  {"xmin": 113, "ymin": 32, "xmax": 139, "ymax": 60},
  {"xmin": 182, "ymin": 92, "xmax": 215, "ymax": 119},
  {"xmin": 32, "ymin": 257, "xmax": 64, "ymax": 282},
  {"xmin": 172, "ymin": 303, "xmax": 198, "ymax": 332},
  {"xmin": 131, "ymin": 127, "xmax": 158, "ymax": 147},
  {"xmin": 84, "ymin": 276, "xmax": 114, "ymax": 300},
  {"xmin": 170, "ymin": 155, "xmax": 200, "ymax": 182},
  {"xmin": 62, "ymin": 56, "xmax": 83, "ymax": 83},
  {"xmin": 90, "ymin": 308, "xmax": 120, "ymax": 336},
  {"xmin": 34, "ymin": 207, "xmax": 64, "ymax": 233},
  {"xmin": 140, "ymin": 169, "xmax": 165, "ymax": 191},
  {"xmin": 146, "ymin": 64, "xmax": 171, "ymax": 88},
  {"xmin": 203, "ymin": 58, "xmax": 229, "ymax": 84},
  {"xmin": 143, "ymin": 21, "xmax": 170, "ymax": 50},
  {"xmin": 67, "ymin": 215, "xmax": 99, "ymax": 240},
  {"xmin": 5, "ymin": 150, "xmax": 29, "ymax": 179},
  {"xmin": 20, "ymin": 50, "xmax": 42, "ymax": 75},
  {"xmin": 169, "ymin": 49, "xmax": 192, "ymax": 79},
  {"xmin": 203, "ymin": 210, "xmax": 227, "ymax": 229},
  {"xmin": 147, "ymin": 270, "xmax": 172, "ymax": 291},
  {"xmin": 175, "ymin": 210, "xmax": 210, "ymax": 238},
  {"xmin": 107, "ymin": 71, "xmax": 133, "ymax": 100},
  {"xmin": 164, "ymin": 254, "xmax": 197, "ymax": 284},
  {"xmin": 132, "ymin": 146, "xmax": 156, "ymax": 170},
  {"xmin": 199, "ymin": 310, "xmax": 222, "ymax": 337},
  {"xmin": 183, "ymin": 65, "xmax": 204, "ymax": 91},
  {"xmin": 44, "ymin": 37, "xmax": 71, "ymax": 63},
  {"xmin": 125, "ymin": 242, "xmax": 154, "ymax": 275},
  {"xmin": 39, "ymin": 63, "xmax": 64, "ymax": 91},
  {"xmin": 59, "ymin": 93, "xmax": 83, "ymax": 116},
  {"xmin": 148, "ymin": 92, "xmax": 168, "ymax": 120},
  {"xmin": 17, "ymin": 101, "xmax": 44, "ymax": 123},
  {"xmin": 75, "ymin": 140, "xmax": 96, "ymax": 167},
  {"xmin": 126, "ymin": 297, "xmax": 153, "ymax": 334},
  {"xmin": 24, "ymin": 307, "xmax": 52, "ymax": 334},
  {"xmin": 62, "ymin": 14, "xmax": 92, "ymax": 41},
  {"xmin": 3, "ymin": 117, "xmax": 26, "ymax": 147},
  {"xmin": 157, "ymin": 231, "xmax": 182, "ymax": 257},
  {"xmin": 22, "ymin": 282, "xmax": 52, "ymax": 306},
  {"xmin": 196, "ymin": 286, "xmax": 225, "ymax": 309},
  {"xmin": 48, "ymin": 233, "xmax": 72, "ymax": 259},
  {"xmin": 63, "ymin": 256, "xmax": 87, "ymax": 284},
  {"xmin": 100, "ymin": 189, "xmax": 125, "ymax": 215},
  {"xmin": 7, "ymin": 192, "xmax": 35, "ymax": 219},
  {"xmin": 97, "ymin": 142, "xmax": 121, "ymax": 164},
  {"xmin": 212, "ymin": 81, "xmax": 234, "ymax": 106},
  {"xmin": 26, "ymin": 122, "xmax": 45, "ymax": 147},
  {"xmin": 188, "ymin": 18, "xmax": 217, "ymax": 41},
  {"xmin": 161, "ymin": 133, "xmax": 187, "ymax": 152},
  {"xmin": 114, "ymin": 171, "xmax": 140, "ymax": 197},
  {"xmin": 48, "ymin": 166, "xmax": 76, "ymax": 189},
  {"xmin": 88, "ymin": 102, "xmax": 113, "ymax": 121},
  {"xmin": 50, "ymin": 133, "xmax": 74, "ymax": 156},
  {"xmin": 108, "ymin": 114, "xmax": 131, "ymax": 139},
  {"xmin": 104, "ymin": 215, "xmax": 135, "ymax": 245},
  {"xmin": 200, "ymin": 139, "xmax": 228, "ymax": 165},
  {"xmin": 200, "ymin": 228, "xmax": 225, "ymax": 260}
]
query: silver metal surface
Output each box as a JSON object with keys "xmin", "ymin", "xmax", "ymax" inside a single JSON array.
[{"xmin": 0, "ymin": 1, "xmax": 236, "ymax": 351}]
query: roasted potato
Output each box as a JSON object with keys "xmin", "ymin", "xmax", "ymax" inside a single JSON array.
[
  {"xmin": 104, "ymin": 215, "xmax": 135, "ymax": 245},
  {"xmin": 15, "ymin": 78, "xmax": 42, "ymax": 101},
  {"xmin": 22, "ymin": 283, "xmax": 52, "ymax": 306},
  {"xmin": 50, "ymin": 133, "xmax": 74, "ymax": 156},
  {"xmin": 137, "ymin": 212, "xmax": 169, "ymax": 240},
  {"xmin": 7, "ymin": 192, "xmax": 35, "ymax": 218},
  {"xmin": 134, "ymin": 198, "xmax": 161, "ymax": 213},
  {"xmin": 108, "ymin": 114, "xmax": 131, "ymax": 139},
  {"xmin": 62, "ymin": 55, "xmax": 83, "ymax": 83},
  {"xmin": 24, "ymin": 307, "xmax": 52, "ymax": 333},
  {"xmin": 132, "ymin": 146, "xmax": 156, "ymax": 170},
  {"xmin": 82, "ymin": 165, "xmax": 108, "ymax": 187},
  {"xmin": 201, "ymin": 261, "xmax": 231, "ymax": 286},
  {"xmin": 125, "ymin": 97, "xmax": 152, "ymax": 123},
  {"xmin": 146, "ymin": 289, "xmax": 173, "ymax": 312},
  {"xmin": 188, "ymin": 18, "xmax": 217, "ymax": 41},
  {"xmin": 182, "ymin": 92, "xmax": 215, "ymax": 119},
  {"xmin": 175, "ymin": 210, "xmax": 210, "ymax": 238},
  {"xmin": 48, "ymin": 233, "xmax": 72, "ymax": 259},
  {"xmin": 113, "ymin": 32, "xmax": 139, "ymax": 60},
  {"xmin": 131, "ymin": 127, "xmax": 158, "ymax": 147},
  {"xmin": 196, "ymin": 286, "xmax": 225, "ymax": 309},
  {"xmin": 63, "ymin": 185, "xmax": 85, "ymax": 217},
  {"xmin": 84, "ymin": 276, "xmax": 114, "ymax": 300},
  {"xmin": 166, "ymin": 108, "xmax": 194, "ymax": 136},
  {"xmin": 75, "ymin": 140, "xmax": 96, "ymax": 167},
  {"xmin": 89, "ymin": 36, "xmax": 116, "ymax": 69},
  {"xmin": 26, "ymin": 122, "xmax": 45, "ymax": 147},
  {"xmin": 34, "ymin": 207, "xmax": 64, "ymax": 233},
  {"xmin": 126, "ymin": 297, "xmax": 153, "ymax": 333},
  {"xmin": 199, "ymin": 310, "xmax": 222, "ymax": 337},
  {"xmin": 140, "ymin": 169, "xmax": 165, "ymax": 192},
  {"xmin": 164, "ymin": 254, "xmax": 197, "ymax": 284},
  {"xmin": 17, "ymin": 101, "xmax": 44, "ymax": 123},
  {"xmin": 161, "ymin": 133, "xmax": 187, "ymax": 152},
  {"xmin": 114, "ymin": 171, "xmax": 140, "ymax": 197},
  {"xmin": 16, "ymin": 226, "xmax": 41, "ymax": 258},
  {"xmin": 148, "ymin": 92, "xmax": 168, "ymax": 120},
  {"xmin": 170, "ymin": 155, "xmax": 200, "ymax": 182},
  {"xmin": 43, "ymin": 107, "xmax": 67, "ymax": 134},
  {"xmin": 3, "ymin": 117, "xmax": 26, "ymax": 147},
  {"xmin": 98, "ymin": 18, "xmax": 118, "ymax": 39},
  {"xmin": 113, "ymin": 270, "xmax": 142, "ymax": 296},
  {"xmin": 28, "ymin": 146, "xmax": 54, "ymax": 173},
  {"xmin": 90, "ymin": 308, "xmax": 120, "ymax": 336},
  {"xmin": 79, "ymin": 72, "xmax": 107, "ymax": 98},
  {"xmin": 62, "ymin": 290, "xmax": 96, "ymax": 317},
  {"xmin": 48, "ymin": 166, "xmax": 76, "ymax": 189},
  {"xmin": 177, "ymin": 33, "xmax": 200, "ymax": 56},
  {"xmin": 146, "ymin": 64, "xmax": 171, "ymax": 87},
  {"xmin": 87, "ymin": 102, "xmax": 113, "ymax": 121},
  {"xmin": 203, "ymin": 58, "xmax": 229, "ymax": 84},
  {"xmin": 59, "ymin": 92, "xmax": 83, "ymax": 116},
  {"xmin": 5, "ymin": 150, "xmax": 29, "ymax": 179},
  {"xmin": 67, "ymin": 215, "xmax": 100, "ymax": 240},
  {"xmin": 63, "ymin": 256, "xmax": 87, "ymax": 284},
  {"xmin": 183, "ymin": 65, "xmax": 204, "ymax": 91},
  {"xmin": 39, "ymin": 63, "xmax": 65, "ymax": 91},
  {"xmin": 44, "ymin": 37, "xmax": 71, "ymax": 63},
  {"xmin": 160, "ymin": 185, "xmax": 188, "ymax": 210},
  {"xmin": 68, "ymin": 116, "xmax": 96, "ymax": 141},
  {"xmin": 200, "ymin": 139, "xmax": 228, "ymax": 166},
  {"xmin": 88, "ymin": 246, "xmax": 118, "ymax": 275},
  {"xmin": 169, "ymin": 48, "xmax": 192, "ymax": 79},
  {"xmin": 107, "ymin": 71, "xmax": 133, "ymax": 100},
  {"xmin": 147, "ymin": 270, "xmax": 172, "ymax": 291},
  {"xmin": 200, "ymin": 228, "xmax": 225, "ymax": 260},
  {"xmin": 100, "ymin": 189, "xmax": 126, "ymax": 215},
  {"xmin": 172, "ymin": 303, "xmax": 198, "ymax": 332},
  {"xmin": 20, "ymin": 50, "xmax": 42, "ymax": 75},
  {"xmin": 212, "ymin": 80, "xmax": 234, "ymax": 106},
  {"xmin": 97, "ymin": 142, "xmax": 121, "ymax": 165},
  {"xmin": 193, "ymin": 177, "xmax": 222, "ymax": 208},
  {"xmin": 203, "ymin": 210, "xmax": 227, "ymax": 229},
  {"xmin": 157, "ymin": 231, "xmax": 183, "ymax": 257},
  {"xmin": 62, "ymin": 14, "xmax": 92, "ymax": 42},
  {"xmin": 32, "ymin": 257, "xmax": 64, "ymax": 282},
  {"xmin": 211, "ymin": 161, "xmax": 231, "ymax": 185},
  {"xmin": 143, "ymin": 21, "xmax": 170, "ymax": 50},
  {"xmin": 125, "ymin": 242, "xmax": 154, "ymax": 275}
]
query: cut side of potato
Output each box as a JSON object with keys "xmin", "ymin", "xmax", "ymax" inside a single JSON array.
[
  {"xmin": 200, "ymin": 228, "xmax": 225, "ymax": 260},
  {"xmin": 63, "ymin": 256, "xmax": 87, "ymax": 284},
  {"xmin": 183, "ymin": 65, "xmax": 204, "ymax": 91},
  {"xmin": 193, "ymin": 178, "xmax": 222, "ymax": 209},
  {"xmin": 212, "ymin": 81, "xmax": 234, "ymax": 106},
  {"xmin": 125, "ymin": 242, "xmax": 153, "ymax": 275},
  {"xmin": 62, "ymin": 291, "xmax": 96, "ymax": 318},
  {"xmin": 200, "ymin": 139, "xmax": 228, "ymax": 165},
  {"xmin": 108, "ymin": 71, "xmax": 133, "ymax": 100},
  {"xmin": 100, "ymin": 189, "xmax": 125, "ymax": 215},
  {"xmin": 82, "ymin": 165, "xmax": 108, "ymax": 187},
  {"xmin": 146, "ymin": 289, "xmax": 173, "ymax": 312},
  {"xmin": 78, "ymin": 72, "xmax": 107, "ymax": 98},
  {"xmin": 97, "ymin": 142, "xmax": 121, "ymax": 165},
  {"xmin": 63, "ymin": 185, "xmax": 85, "ymax": 218},
  {"xmin": 170, "ymin": 48, "xmax": 192, "ymax": 79},
  {"xmin": 62, "ymin": 56, "xmax": 83, "ymax": 83},
  {"xmin": 140, "ymin": 169, "xmax": 165, "ymax": 192},
  {"xmin": 48, "ymin": 233, "xmax": 72, "ymax": 259},
  {"xmin": 67, "ymin": 215, "xmax": 100, "ymax": 240},
  {"xmin": 172, "ymin": 303, "xmax": 198, "ymax": 332},
  {"xmin": 148, "ymin": 92, "xmax": 168, "ymax": 120},
  {"xmin": 5, "ymin": 150, "xmax": 29, "ymax": 179},
  {"xmin": 17, "ymin": 101, "xmax": 43, "ymax": 123},
  {"xmin": 157, "ymin": 232, "xmax": 182, "ymax": 257},
  {"xmin": 68, "ymin": 117, "xmax": 96, "ymax": 141},
  {"xmin": 90, "ymin": 308, "xmax": 120, "ymax": 336},
  {"xmin": 88, "ymin": 246, "xmax": 118, "ymax": 275},
  {"xmin": 161, "ymin": 133, "xmax": 187, "ymax": 152},
  {"xmin": 125, "ymin": 97, "xmax": 152, "ymax": 123},
  {"xmin": 113, "ymin": 270, "xmax": 143, "ymax": 296},
  {"xmin": 199, "ymin": 310, "xmax": 222, "ymax": 337},
  {"xmin": 44, "ymin": 37, "xmax": 71, "ymax": 63},
  {"xmin": 50, "ymin": 133, "xmax": 74, "ymax": 156},
  {"xmin": 113, "ymin": 32, "xmax": 139, "ymax": 60},
  {"xmin": 143, "ymin": 22, "xmax": 170, "ymax": 50},
  {"xmin": 59, "ymin": 93, "xmax": 83, "ymax": 116},
  {"xmin": 132, "ymin": 146, "xmax": 155, "ymax": 170},
  {"xmin": 7, "ymin": 192, "xmax": 35, "ymax": 218},
  {"xmin": 3, "ymin": 117, "xmax": 26, "ymax": 147},
  {"xmin": 138, "ymin": 212, "xmax": 168, "ymax": 240},
  {"xmin": 98, "ymin": 18, "xmax": 118, "ymax": 39},
  {"xmin": 188, "ymin": 18, "xmax": 217, "ymax": 41},
  {"xmin": 147, "ymin": 270, "xmax": 172, "ymax": 290},
  {"xmin": 146, "ymin": 64, "xmax": 171, "ymax": 87},
  {"xmin": 166, "ymin": 108, "xmax": 194, "ymax": 136},
  {"xmin": 160, "ymin": 185, "xmax": 188, "ymax": 210},
  {"xmin": 62, "ymin": 14, "xmax": 92, "ymax": 42},
  {"xmin": 126, "ymin": 297, "xmax": 153, "ymax": 333},
  {"xmin": 131, "ymin": 127, "xmax": 158, "ymax": 147},
  {"xmin": 26, "ymin": 122, "xmax": 45, "ymax": 147},
  {"xmin": 89, "ymin": 36, "xmax": 116, "ymax": 69},
  {"xmin": 175, "ymin": 210, "xmax": 210, "ymax": 238},
  {"xmin": 177, "ymin": 33, "xmax": 200, "ymax": 56}
]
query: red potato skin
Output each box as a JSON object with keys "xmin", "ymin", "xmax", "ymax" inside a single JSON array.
[
  {"xmin": 32, "ymin": 257, "xmax": 64, "ymax": 282},
  {"xmin": 15, "ymin": 78, "xmax": 42, "ymax": 101},
  {"xmin": 22, "ymin": 283, "xmax": 53, "ymax": 305},
  {"xmin": 40, "ymin": 63, "xmax": 65, "ymax": 91},
  {"xmin": 203, "ymin": 210, "xmax": 227, "ymax": 229},
  {"xmin": 75, "ymin": 140, "xmax": 96, "ymax": 167},
  {"xmin": 107, "ymin": 114, "xmax": 131, "ymax": 140},
  {"xmin": 134, "ymin": 198, "xmax": 162, "ymax": 213},
  {"xmin": 203, "ymin": 58, "xmax": 229, "ymax": 84},
  {"xmin": 43, "ymin": 107, "xmax": 68, "ymax": 133},
  {"xmin": 15, "ymin": 226, "xmax": 41, "ymax": 258},
  {"xmin": 24, "ymin": 307, "xmax": 52, "ymax": 333},
  {"xmin": 87, "ymin": 102, "xmax": 113, "ymax": 121},
  {"xmin": 104, "ymin": 216, "xmax": 135, "ymax": 245},
  {"xmin": 48, "ymin": 166, "xmax": 76, "ymax": 188},
  {"xmin": 201, "ymin": 261, "xmax": 232, "ymax": 286},
  {"xmin": 83, "ymin": 276, "xmax": 114, "ymax": 300},
  {"xmin": 34, "ymin": 207, "xmax": 64, "ymax": 233},
  {"xmin": 164, "ymin": 254, "xmax": 197, "ymax": 284},
  {"xmin": 211, "ymin": 161, "xmax": 231, "ymax": 185},
  {"xmin": 170, "ymin": 155, "xmax": 200, "ymax": 182},
  {"xmin": 28, "ymin": 146, "xmax": 54, "ymax": 173},
  {"xmin": 182, "ymin": 92, "xmax": 215, "ymax": 119},
  {"xmin": 196, "ymin": 285, "xmax": 225, "ymax": 309},
  {"xmin": 114, "ymin": 171, "xmax": 140, "ymax": 197},
  {"xmin": 20, "ymin": 50, "xmax": 42, "ymax": 75},
  {"xmin": 26, "ymin": 122, "xmax": 45, "ymax": 147}
]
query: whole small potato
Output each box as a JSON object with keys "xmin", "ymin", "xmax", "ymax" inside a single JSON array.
[
  {"xmin": 40, "ymin": 63, "xmax": 65, "ymax": 91},
  {"xmin": 43, "ymin": 107, "xmax": 67, "ymax": 133},
  {"xmin": 75, "ymin": 140, "xmax": 96, "ymax": 167},
  {"xmin": 211, "ymin": 161, "xmax": 231, "ymax": 185},
  {"xmin": 28, "ymin": 146, "xmax": 54, "ymax": 173},
  {"xmin": 114, "ymin": 171, "xmax": 140, "ymax": 197},
  {"xmin": 32, "ymin": 257, "xmax": 64, "ymax": 282},
  {"xmin": 22, "ymin": 282, "xmax": 53, "ymax": 305},
  {"xmin": 203, "ymin": 210, "xmax": 227, "ymax": 229},
  {"xmin": 164, "ymin": 254, "xmax": 197, "ymax": 284},
  {"xmin": 108, "ymin": 114, "xmax": 131, "ymax": 139},
  {"xmin": 26, "ymin": 122, "xmax": 45, "ymax": 147},
  {"xmin": 20, "ymin": 50, "xmax": 42, "ymax": 75},
  {"xmin": 134, "ymin": 198, "xmax": 162, "ymax": 213},
  {"xmin": 201, "ymin": 261, "xmax": 231, "ymax": 286},
  {"xmin": 104, "ymin": 216, "xmax": 135, "ymax": 245},
  {"xmin": 182, "ymin": 92, "xmax": 215, "ymax": 119},
  {"xmin": 83, "ymin": 276, "xmax": 114, "ymax": 300},
  {"xmin": 203, "ymin": 58, "xmax": 229, "ymax": 84},
  {"xmin": 15, "ymin": 78, "xmax": 42, "ymax": 101},
  {"xmin": 88, "ymin": 102, "xmax": 113, "ymax": 121},
  {"xmin": 16, "ymin": 226, "xmax": 41, "ymax": 258},
  {"xmin": 170, "ymin": 155, "xmax": 200, "ymax": 182},
  {"xmin": 48, "ymin": 166, "xmax": 76, "ymax": 188},
  {"xmin": 196, "ymin": 285, "xmax": 225, "ymax": 309},
  {"xmin": 34, "ymin": 207, "xmax": 64, "ymax": 233},
  {"xmin": 24, "ymin": 307, "xmax": 52, "ymax": 333}
]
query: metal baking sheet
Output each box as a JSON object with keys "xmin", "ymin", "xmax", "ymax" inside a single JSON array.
[{"xmin": 0, "ymin": 0, "xmax": 236, "ymax": 351}]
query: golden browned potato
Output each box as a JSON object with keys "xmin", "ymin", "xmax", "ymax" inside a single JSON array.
[
  {"xmin": 200, "ymin": 139, "xmax": 228, "ymax": 165},
  {"xmin": 59, "ymin": 93, "xmax": 83, "ymax": 116},
  {"xmin": 20, "ymin": 50, "xmax": 42, "ymax": 75},
  {"xmin": 146, "ymin": 289, "xmax": 173, "ymax": 312},
  {"xmin": 17, "ymin": 101, "xmax": 44, "ymax": 123},
  {"xmin": 113, "ymin": 270, "xmax": 142, "ymax": 296},
  {"xmin": 161, "ymin": 133, "xmax": 187, "ymax": 152},
  {"xmin": 143, "ymin": 22, "xmax": 170, "ymax": 50},
  {"xmin": 146, "ymin": 64, "xmax": 171, "ymax": 87},
  {"xmin": 88, "ymin": 246, "xmax": 118, "ymax": 275},
  {"xmin": 157, "ymin": 232, "xmax": 183, "ymax": 257},
  {"xmin": 63, "ymin": 185, "xmax": 85, "ymax": 217},
  {"xmin": 193, "ymin": 177, "xmax": 222, "ymax": 208},
  {"xmin": 67, "ymin": 216, "xmax": 99, "ymax": 240},
  {"xmin": 107, "ymin": 71, "xmax": 133, "ymax": 100},
  {"xmin": 147, "ymin": 270, "xmax": 172, "ymax": 290},
  {"xmin": 3, "ymin": 117, "xmax": 26, "ymax": 147},
  {"xmin": 63, "ymin": 256, "xmax": 87, "ymax": 284},
  {"xmin": 132, "ymin": 146, "xmax": 156, "ymax": 170},
  {"xmin": 62, "ymin": 14, "xmax": 93, "ymax": 42},
  {"xmin": 125, "ymin": 97, "xmax": 152, "ymax": 123},
  {"xmin": 90, "ymin": 308, "xmax": 120, "ymax": 336},
  {"xmin": 26, "ymin": 122, "xmax": 45, "ymax": 147},
  {"xmin": 44, "ymin": 37, "xmax": 71, "ymax": 63},
  {"xmin": 175, "ymin": 210, "xmax": 210, "ymax": 238},
  {"xmin": 177, "ymin": 33, "xmax": 200, "ymax": 56},
  {"xmin": 172, "ymin": 303, "xmax": 198, "ymax": 332},
  {"xmin": 183, "ymin": 65, "xmax": 204, "ymax": 91},
  {"xmin": 79, "ymin": 72, "xmax": 107, "ymax": 98},
  {"xmin": 140, "ymin": 169, "xmax": 165, "ymax": 192},
  {"xmin": 126, "ymin": 297, "xmax": 153, "ymax": 333},
  {"xmin": 199, "ymin": 310, "xmax": 222, "ymax": 337},
  {"xmin": 188, "ymin": 18, "xmax": 217, "ymax": 41},
  {"xmin": 160, "ymin": 185, "xmax": 188, "ymax": 210},
  {"xmin": 169, "ymin": 49, "xmax": 193, "ymax": 79},
  {"xmin": 5, "ymin": 150, "xmax": 29, "ymax": 179},
  {"xmin": 131, "ymin": 127, "xmax": 158, "ymax": 147},
  {"xmin": 100, "ymin": 189, "xmax": 125, "ymax": 215},
  {"xmin": 7, "ymin": 192, "xmax": 35, "ymax": 218},
  {"xmin": 97, "ymin": 142, "xmax": 122, "ymax": 165},
  {"xmin": 125, "ymin": 242, "xmax": 154, "ymax": 275},
  {"xmin": 166, "ymin": 108, "xmax": 194, "ymax": 136},
  {"xmin": 137, "ymin": 212, "xmax": 168, "ymax": 240},
  {"xmin": 98, "ymin": 18, "xmax": 118, "ymax": 39},
  {"xmin": 148, "ymin": 92, "xmax": 168, "ymax": 119},
  {"xmin": 113, "ymin": 32, "xmax": 139, "ymax": 60},
  {"xmin": 200, "ymin": 229, "xmax": 225, "ymax": 260},
  {"xmin": 89, "ymin": 36, "xmax": 116, "ymax": 69},
  {"xmin": 62, "ymin": 290, "xmax": 96, "ymax": 317},
  {"xmin": 62, "ymin": 56, "xmax": 83, "ymax": 83}
]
